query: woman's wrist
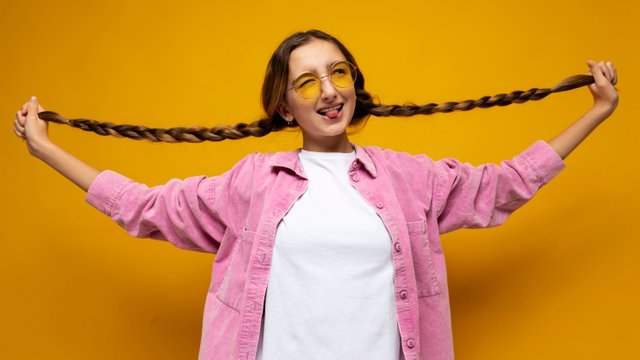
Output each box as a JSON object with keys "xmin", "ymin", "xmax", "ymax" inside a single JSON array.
[
  {"xmin": 586, "ymin": 104, "xmax": 615, "ymax": 125},
  {"xmin": 28, "ymin": 138, "xmax": 55, "ymax": 160},
  {"xmin": 592, "ymin": 102, "xmax": 617, "ymax": 118}
]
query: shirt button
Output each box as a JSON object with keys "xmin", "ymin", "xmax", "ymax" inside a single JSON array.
[
  {"xmin": 394, "ymin": 243, "xmax": 402, "ymax": 252},
  {"xmin": 375, "ymin": 201, "xmax": 384, "ymax": 209},
  {"xmin": 399, "ymin": 290, "xmax": 408, "ymax": 299},
  {"xmin": 351, "ymin": 175, "xmax": 360, "ymax": 182},
  {"xmin": 406, "ymin": 338, "xmax": 415, "ymax": 348}
]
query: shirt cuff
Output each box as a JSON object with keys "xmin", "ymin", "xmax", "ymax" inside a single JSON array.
[
  {"xmin": 85, "ymin": 170, "xmax": 134, "ymax": 216},
  {"xmin": 518, "ymin": 140, "xmax": 566, "ymax": 187}
]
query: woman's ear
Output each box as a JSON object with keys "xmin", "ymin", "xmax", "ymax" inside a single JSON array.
[{"xmin": 277, "ymin": 102, "xmax": 294, "ymax": 122}]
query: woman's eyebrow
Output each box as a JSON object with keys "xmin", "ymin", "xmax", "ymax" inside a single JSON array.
[{"xmin": 294, "ymin": 60, "xmax": 345, "ymax": 75}]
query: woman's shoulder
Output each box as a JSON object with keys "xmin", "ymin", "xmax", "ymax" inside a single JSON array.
[
  {"xmin": 227, "ymin": 148, "xmax": 299, "ymax": 173},
  {"xmin": 359, "ymin": 144, "xmax": 437, "ymax": 166}
]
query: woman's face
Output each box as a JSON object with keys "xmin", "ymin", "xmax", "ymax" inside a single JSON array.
[{"xmin": 278, "ymin": 39, "xmax": 357, "ymax": 152}]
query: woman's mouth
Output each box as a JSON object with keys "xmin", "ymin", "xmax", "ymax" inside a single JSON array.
[{"xmin": 317, "ymin": 104, "xmax": 344, "ymax": 120}]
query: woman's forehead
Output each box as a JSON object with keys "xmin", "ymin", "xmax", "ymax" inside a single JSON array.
[{"xmin": 288, "ymin": 39, "xmax": 346, "ymax": 74}]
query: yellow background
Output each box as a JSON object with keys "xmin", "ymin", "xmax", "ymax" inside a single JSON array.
[{"xmin": 2, "ymin": 0, "xmax": 638, "ymax": 358}]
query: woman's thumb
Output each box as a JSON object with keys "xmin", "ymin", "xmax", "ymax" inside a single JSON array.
[
  {"xmin": 28, "ymin": 96, "xmax": 37, "ymax": 109},
  {"xmin": 24, "ymin": 96, "xmax": 48, "ymax": 140},
  {"xmin": 27, "ymin": 96, "xmax": 40, "ymax": 120}
]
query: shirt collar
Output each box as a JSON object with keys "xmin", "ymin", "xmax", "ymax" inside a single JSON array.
[{"xmin": 269, "ymin": 143, "xmax": 377, "ymax": 179}]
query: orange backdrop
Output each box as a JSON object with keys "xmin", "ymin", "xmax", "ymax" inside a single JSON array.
[{"xmin": 1, "ymin": 0, "xmax": 638, "ymax": 358}]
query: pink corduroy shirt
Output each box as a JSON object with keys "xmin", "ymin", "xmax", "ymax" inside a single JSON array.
[{"xmin": 86, "ymin": 140, "xmax": 565, "ymax": 360}]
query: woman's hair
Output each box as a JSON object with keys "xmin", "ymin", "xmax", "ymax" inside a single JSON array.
[{"xmin": 37, "ymin": 30, "xmax": 598, "ymax": 143}]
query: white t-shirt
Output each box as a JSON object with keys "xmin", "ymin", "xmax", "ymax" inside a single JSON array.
[{"xmin": 256, "ymin": 149, "xmax": 402, "ymax": 359}]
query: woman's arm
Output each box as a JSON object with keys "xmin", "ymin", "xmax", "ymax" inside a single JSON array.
[
  {"xmin": 434, "ymin": 60, "xmax": 618, "ymax": 233},
  {"xmin": 434, "ymin": 140, "xmax": 565, "ymax": 234},
  {"xmin": 548, "ymin": 60, "xmax": 619, "ymax": 159},
  {"xmin": 14, "ymin": 96, "xmax": 229, "ymax": 252},
  {"xmin": 14, "ymin": 96, "xmax": 99, "ymax": 191}
]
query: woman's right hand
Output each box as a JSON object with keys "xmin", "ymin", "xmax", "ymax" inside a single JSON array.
[
  {"xmin": 14, "ymin": 96, "xmax": 50, "ymax": 157},
  {"xmin": 13, "ymin": 96, "xmax": 100, "ymax": 191}
]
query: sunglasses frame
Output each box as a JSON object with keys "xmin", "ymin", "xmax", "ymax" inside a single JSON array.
[{"xmin": 286, "ymin": 60, "xmax": 358, "ymax": 99}]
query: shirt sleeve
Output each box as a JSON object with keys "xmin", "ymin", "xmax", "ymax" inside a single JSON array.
[
  {"xmin": 434, "ymin": 140, "xmax": 565, "ymax": 234},
  {"xmin": 85, "ymin": 169, "xmax": 232, "ymax": 254}
]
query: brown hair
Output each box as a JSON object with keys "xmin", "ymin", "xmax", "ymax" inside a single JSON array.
[{"xmin": 37, "ymin": 30, "xmax": 598, "ymax": 143}]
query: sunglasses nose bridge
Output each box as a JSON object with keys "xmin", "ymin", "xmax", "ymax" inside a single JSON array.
[{"xmin": 317, "ymin": 74, "xmax": 338, "ymax": 97}]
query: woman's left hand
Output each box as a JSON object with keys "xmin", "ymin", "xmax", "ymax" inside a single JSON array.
[{"xmin": 586, "ymin": 60, "xmax": 618, "ymax": 116}]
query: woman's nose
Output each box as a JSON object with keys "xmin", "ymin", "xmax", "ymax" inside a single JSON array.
[{"xmin": 319, "ymin": 76, "xmax": 338, "ymax": 101}]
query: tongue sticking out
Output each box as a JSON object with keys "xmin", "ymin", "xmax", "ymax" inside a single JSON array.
[{"xmin": 325, "ymin": 109, "xmax": 340, "ymax": 119}]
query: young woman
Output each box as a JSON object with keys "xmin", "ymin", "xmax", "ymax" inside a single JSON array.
[{"xmin": 14, "ymin": 30, "xmax": 618, "ymax": 360}]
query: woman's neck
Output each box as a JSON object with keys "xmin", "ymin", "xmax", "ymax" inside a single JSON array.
[{"xmin": 302, "ymin": 133, "xmax": 353, "ymax": 153}]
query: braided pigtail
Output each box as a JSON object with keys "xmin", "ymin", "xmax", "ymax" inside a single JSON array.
[
  {"xmin": 358, "ymin": 74, "xmax": 596, "ymax": 116},
  {"xmin": 37, "ymin": 112, "xmax": 276, "ymax": 143},
  {"xmin": 37, "ymin": 74, "xmax": 596, "ymax": 143}
]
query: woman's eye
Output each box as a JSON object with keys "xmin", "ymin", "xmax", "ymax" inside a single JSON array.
[{"xmin": 298, "ymin": 79, "xmax": 315, "ymax": 88}]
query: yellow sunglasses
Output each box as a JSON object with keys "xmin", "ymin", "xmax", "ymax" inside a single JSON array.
[{"xmin": 287, "ymin": 60, "xmax": 358, "ymax": 99}]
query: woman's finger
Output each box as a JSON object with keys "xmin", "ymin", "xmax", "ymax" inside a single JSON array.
[
  {"xmin": 605, "ymin": 62, "xmax": 613, "ymax": 80},
  {"xmin": 16, "ymin": 110, "xmax": 25, "ymax": 127},
  {"xmin": 597, "ymin": 62, "xmax": 606, "ymax": 80},
  {"xmin": 20, "ymin": 100, "xmax": 45, "ymax": 117},
  {"xmin": 21, "ymin": 102, "xmax": 29, "ymax": 116},
  {"xmin": 605, "ymin": 62, "xmax": 613, "ymax": 82},
  {"xmin": 14, "ymin": 126, "xmax": 24, "ymax": 138},
  {"xmin": 607, "ymin": 62, "xmax": 617, "ymax": 85},
  {"xmin": 14, "ymin": 119, "xmax": 24, "ymax": 133},
  {"xmin": 602, "ymin": 61, "xmax": 616, "ymax": 85},
  {"xmin": 598, "ymin": 61, "xmax": 609, "ymax": 80},
  {"xmin": 587, "ymin": 60, "xmax": 608, "ymax": 85}
]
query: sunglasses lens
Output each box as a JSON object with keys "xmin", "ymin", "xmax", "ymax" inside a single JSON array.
[
  {"xmin": 293, "ymin": 73, "xmax": 320, "ymax": 99},
  {"xmin": 291, "ymin": 61, "xmax": 357, "ymax": 99},
  {"xmin": 330, "ymin": 61, "xmax": 356, "ymax": 88}
]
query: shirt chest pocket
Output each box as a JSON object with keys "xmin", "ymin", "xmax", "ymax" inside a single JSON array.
[
  {"xmin": 407, "ymin": 219, "xmax": 441, "ymax": 297},
  {"xmin": 216, "ymin": 227, "xmax": 257, "ymax": 312}
]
